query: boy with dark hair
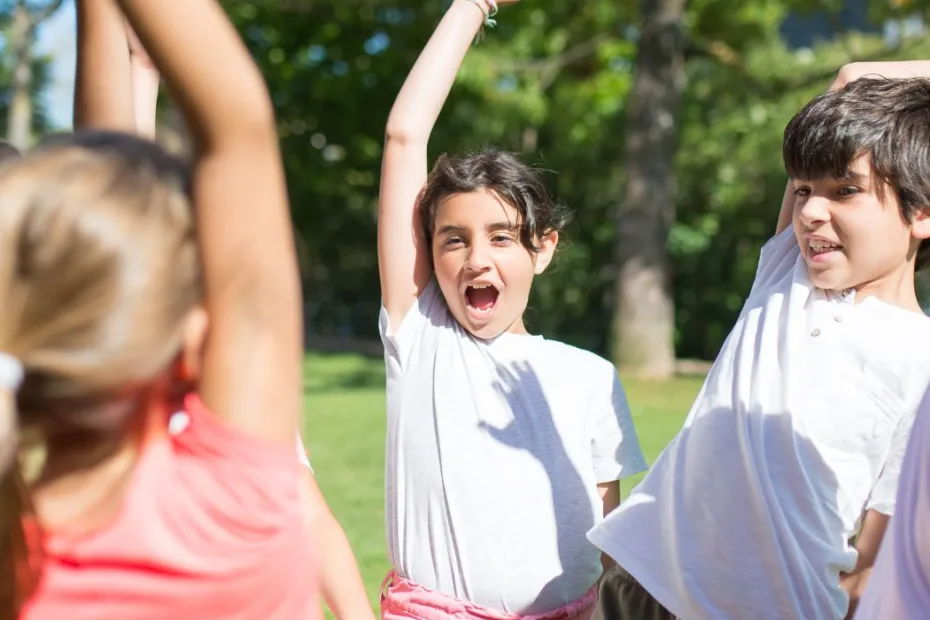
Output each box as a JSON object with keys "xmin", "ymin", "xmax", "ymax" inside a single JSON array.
[{"xmin": 590, "ymin": 62, "xmax": 930, "ymax": 620}]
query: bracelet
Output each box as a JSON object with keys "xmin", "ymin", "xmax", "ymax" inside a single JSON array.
[{"xmin": 465, "ymin": 0, "xmax": 498, "ymax": 29}]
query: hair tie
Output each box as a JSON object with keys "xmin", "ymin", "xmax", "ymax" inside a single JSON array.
[
  {"xmin": 0, "ymin": 353, "xmax": 24, "ymax": 392},
  {"xmin": 466, "ymin": 0, "xmax": 498, "ymax": 29}
]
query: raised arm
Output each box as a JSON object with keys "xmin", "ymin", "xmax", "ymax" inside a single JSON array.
[
  {"xmin": 379, "ymin": 0, "xmax": 506, "ymax": 329},
  {"xmin": 74, "ymin": 0, "xmax": 135, "ymax": 131},
  {"xmin": 117, "ymin": 0, "xmax": 301, "ymax": 445},
  {"xmin": 126, "ymin": 19, "xmax": 160, "ymax": 138}
]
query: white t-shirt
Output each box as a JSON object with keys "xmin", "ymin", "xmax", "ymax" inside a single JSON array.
[
  {"xmin": 381, "ymin": 279, "xmax": 646, "ymax": 615},
  {"xmin": 588, "ymin": 228, "xmax": 930, "ymax": 620},
  {"xmin": 855, "ymin": 386, "xmax": 930, "ymax": 619}
]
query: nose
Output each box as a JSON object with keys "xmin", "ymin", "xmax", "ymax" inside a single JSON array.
[
  {"xmin": 464, "ymin": 243, "xmax": 492, "ymax": 273},
  {"xmin": 797, "ymin": 194, "xmax": 831, "ymax": 229}
]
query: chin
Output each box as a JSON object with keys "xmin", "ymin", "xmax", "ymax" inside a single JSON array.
[{"xmin": 807, "ymin": 271, "xmax": 848, "ymax": 292}]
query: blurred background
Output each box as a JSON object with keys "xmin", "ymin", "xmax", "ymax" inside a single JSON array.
[
  {"xmin": 8, "ymin": 0, "xmax": 930, "ymax": 612},
  {"xmin": 12, "ymin": 0, "xmax": 930, "ymax": 376}
]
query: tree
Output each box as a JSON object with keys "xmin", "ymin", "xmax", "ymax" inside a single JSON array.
[
  {"xmin": 4, "ymin": 0, "xmax": 63, "ymax": 150},
  {"xmin": 610, "ymin": 0, "xmax": 687, "ymax": 378}
]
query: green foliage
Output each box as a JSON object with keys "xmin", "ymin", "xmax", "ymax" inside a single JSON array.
[{"xmin": 230, "ymin": 0, "xmax": 930, "ymax": 358}]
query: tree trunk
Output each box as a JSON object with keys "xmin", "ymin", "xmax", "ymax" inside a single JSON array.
[
  {"xmin": 8, "ymin": 2, "xmax": 33, "ymax": 151},
  {"xmin": 610, "ymin": 0, "xmax": 687, "ymax": 378}
]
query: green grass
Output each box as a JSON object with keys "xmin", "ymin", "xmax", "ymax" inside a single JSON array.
[{"xmin": 302, "ymin": 352, "xmax": 704, "ymax": 616}]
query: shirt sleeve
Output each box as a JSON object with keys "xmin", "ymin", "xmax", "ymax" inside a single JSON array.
[
  {"xmin": 590, "ymin": 367, "xmax": 648, "ymax": 483},
  {"xmin": 749, "ymin": 225, "xmax": 801, "ymax": 299},
  {"xmin": 379, "ymin": 278, "xmax": 450, "ymax": 370},
  {"xmin": 867, "ymin": 410, "xmax": 917, "ymax": 515}
]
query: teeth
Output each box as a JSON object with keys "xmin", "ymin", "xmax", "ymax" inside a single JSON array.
[
  {"xmin": 810, "ymin": 240, "xmax": 840, "ymax": 251},
  {"xmin": 470, "ymin": 283, "xmax": 491, "ymax": 289}
]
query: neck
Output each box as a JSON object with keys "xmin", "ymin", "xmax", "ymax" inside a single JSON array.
[
  {"xmin": 506, "ymin": 316, "xmax": 528, "ymax": 335},
  {"xmin": 32, "ymin": 401, "xmax": 170, "ymax": 535},
  {"xmin": 852, "ymin": 260, "xmax": 922, "ymax": 313}
]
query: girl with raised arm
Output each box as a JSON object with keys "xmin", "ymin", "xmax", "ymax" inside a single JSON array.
[
  {"xmin": 377, "ymin": 1, "xmax": 647, "ymax": 618},
  {"xmin": 69, "ymin": 4, "xmax": 374, "ymax": 616},
  {"xmin": 0, "ymin": 0, "xmax": 321, "ymax": 617}
]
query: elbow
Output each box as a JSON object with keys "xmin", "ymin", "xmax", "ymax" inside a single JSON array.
[{"xmin": 384, "ymin": 122, "xmax": 428, "ymax": 148}]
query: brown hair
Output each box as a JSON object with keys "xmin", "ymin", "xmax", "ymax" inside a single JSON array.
[
  {"xmin": 784, "ymin": 77, "xmax": 930, "ymax": 270},
  {"xmin": 418, "ymin": 148, "xmax": 572, "ymax": 252},
  {"xmin": 0, "ymin": 131, "xmax": 201, "ymax": 618}
]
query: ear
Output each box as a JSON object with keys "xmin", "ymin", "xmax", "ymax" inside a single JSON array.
[
  {"xmin": 533, "ymin": 230, "xmax": 559, "ymax": 275},
  {"xmin": 178, "ymin": 305, "xmax": 209, "ymax": 384},
  {"xmin": 912, "ymin": 206, "xmax": 930, "ymax": 241}
]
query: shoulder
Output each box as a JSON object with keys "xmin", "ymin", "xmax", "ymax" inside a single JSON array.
[
  {"xmin": 536, "ymin": 338, "xmax": 618, "ymax": 386},
  {"xmin": 856, "ymin": 307, "xmax": 930, "ymax": 411}
]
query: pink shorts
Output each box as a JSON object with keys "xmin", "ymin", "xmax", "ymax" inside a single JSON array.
[{"xmin": 380, "ymin": 570, "xmax": 597, "ymax": 620}]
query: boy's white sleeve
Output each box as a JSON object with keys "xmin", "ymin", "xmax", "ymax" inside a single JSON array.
[
  {"xmin": 867, "ymin": 412, "xmax": 916, "ymax": 515},
  {"xmin": 590, "ymin": 368, "xmax": 648, "ymax": 483}
]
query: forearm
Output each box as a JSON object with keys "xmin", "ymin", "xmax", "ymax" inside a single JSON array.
[
  {"xmin": 300, "ymin": 470, "xmax": 374, "ymax": 619},
  {"xmin": 117, "ymin": 0, "xmax": 276, "ymax": 150},
  {"xmin": 840, "ymin": 567, "xmax": 872, "ymax": 620},
  {"xmin": 598, "ymin": 481, "xmax": 621, "ymax": 575},
  {"xmin": 384, "ymin": 0, "xmax": 485, "ymax": 143},
  {"xmin": 74, "ymin": 0, "xmax": 135, "ymax": 130},
  {"xmin": 775, "ymin": 181, "xmax": 793, "ymax": 236},
  {"xmin": 315, "ymin": 515, "xmax": 375, "ymax": 620},
  {"xmin": 127, "ymin": 22, "xmax": 160, "ymax": 138}
]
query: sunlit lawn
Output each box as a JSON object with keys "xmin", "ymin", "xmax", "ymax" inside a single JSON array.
[{"xmin": 302, "ymin": 352, "xmax": 704, "ymax": 616}]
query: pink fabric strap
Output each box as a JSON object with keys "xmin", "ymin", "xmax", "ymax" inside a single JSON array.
[{"xmin": 381, "ymin": 570, "xmax": 596, "ymax": 620}]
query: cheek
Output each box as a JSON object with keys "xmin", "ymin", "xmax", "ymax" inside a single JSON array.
[
  {"xmin": 432, "ymin": 249, "xmax": 463, "ymax": 287},
  {"xmin": 498, "ymin": 251, "xmax": 537, "ymax": 289}
]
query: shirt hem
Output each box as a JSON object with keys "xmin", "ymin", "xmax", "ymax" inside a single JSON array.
[
  {"xmin": 595, "ymin": 458, "xmax": 648, "ymax": 484},
  {"xmin": 587, "ymin": 526, "xmax": 693, "ymax": 620}
]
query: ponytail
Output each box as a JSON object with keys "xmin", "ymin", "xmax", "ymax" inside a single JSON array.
[{"xmin": 0, "ymin": 354, "xmax": 37, "ymax": 620}]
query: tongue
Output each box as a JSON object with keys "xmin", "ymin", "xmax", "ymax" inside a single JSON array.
[{"xmin": 469, "ymin": 287, "xmax": 497, "ymax": 310}]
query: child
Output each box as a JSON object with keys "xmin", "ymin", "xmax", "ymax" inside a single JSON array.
[
  {"xmin": 589, "ymin": 62, "xmax": 930, "ymax": 620},
  {"xmin": 71, "ymin": 4, "xmax": 374, "ymax": 616},
  {"xmin": 378, "ymin": 1, "xmax": 647, "ymax": 618},
  {"xmin": 853, "ymin": 386, "xmax": 930, "ymax": 619},
  {"xmin": 2, "ymin": 0, "xmax": 321, "ymax": 617}
]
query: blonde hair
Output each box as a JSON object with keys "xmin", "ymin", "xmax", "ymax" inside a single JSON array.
[{"xmin": 0, "ymin": 131, "xmax": 201, "ymax": 618}]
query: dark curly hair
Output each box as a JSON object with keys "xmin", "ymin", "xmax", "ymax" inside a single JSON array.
[{"xmin": 418, "ymin": 148, "xmax": 572, "ymax": 252}]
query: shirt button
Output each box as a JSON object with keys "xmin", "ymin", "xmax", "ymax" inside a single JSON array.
[
  {"xmin": 811, "ymin": 328, "xmax": 822, "ymax": 337},
  {"xmin": 834, "ymin": 315, "xmax": 844, "ymax": 323}
]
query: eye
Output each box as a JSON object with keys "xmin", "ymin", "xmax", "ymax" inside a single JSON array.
[
  {"xmin": 443, "ymin": 236, "xmax": 465, "ymax": 248},
  {"xmin": 491, "ymin": 234, "xmax": 514, "ymax": 246},
  {"xmin": 793, "ymin": 186, "xmax": 811, "ymax": 197},
  {"xmin": 837, "ymin": 185, "xmax": 861, "ymax": 197}
]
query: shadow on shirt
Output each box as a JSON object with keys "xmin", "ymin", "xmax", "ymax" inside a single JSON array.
[
  {"xmin": 596, "ymin": 402, "xmax": 849, "ymax": 619},
  {"xmin": 479, "ymin": 360, "xmax": 603, "ymax": 613}
]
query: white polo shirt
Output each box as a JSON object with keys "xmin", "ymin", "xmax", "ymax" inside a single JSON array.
[
  {"xmin": 588, "ymin": 228, "xmax": 930, "ymax": 619},
  {"xmin": 855, "ymin": 387, "xmax": 930, "ymax": 619}
]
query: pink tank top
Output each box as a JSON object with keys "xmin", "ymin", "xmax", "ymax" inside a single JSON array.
[{"xmin": 21, "ymin": 394, "xmax": 321, "ymax": 619}]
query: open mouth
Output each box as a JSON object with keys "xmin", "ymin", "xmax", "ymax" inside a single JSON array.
[
  {"xmin": 809, "ymin": 239, "xmax": 843, "ymax": 260},
  {"xmin": 465, "ymin": 283, "xmax": 499, "ymax": 318}
]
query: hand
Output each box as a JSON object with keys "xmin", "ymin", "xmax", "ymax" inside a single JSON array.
[{"xmin": 830, "ymin": 60, "xmax": 930, "ymax": 91}]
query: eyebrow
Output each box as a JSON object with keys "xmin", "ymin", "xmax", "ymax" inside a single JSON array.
[
  {"xmin": 436, "ymin": 222, "xmax": 519, "ymax": 236},
  {"xmin": 837, "ymin": 170, "xmax": 867, "ymax": 183}
]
